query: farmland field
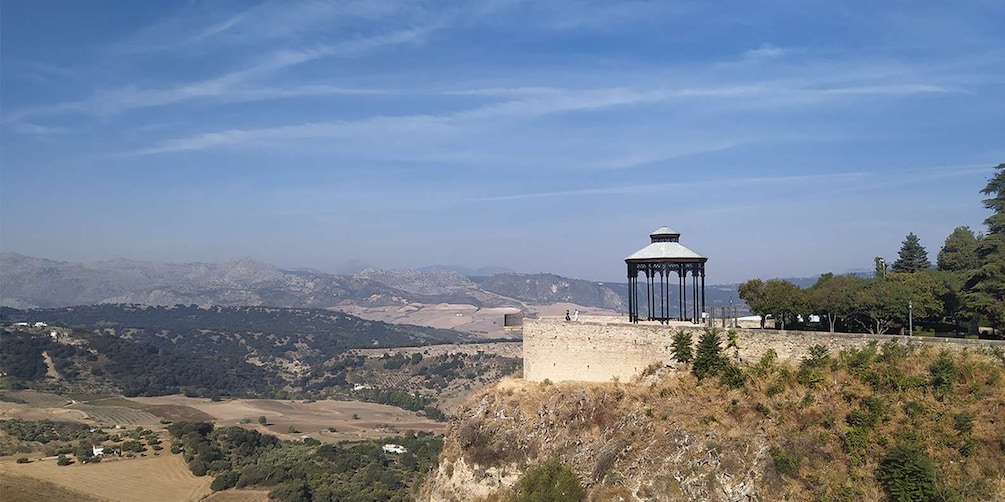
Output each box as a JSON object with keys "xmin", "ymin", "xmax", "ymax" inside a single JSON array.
[
  {"xmin": 0, "ymin": 452, "xmax": 212, "ymax": 501},
  {"xmin": 0, "ymin": 473, "xmax": 103, "ymax": 502},
  {"xmin": 72, "ymin": 404, "xmax": 161, "ymax": 426},
  {"xmin": 131, "ymin": 395, "xmax": 447, "ymax": 441}
]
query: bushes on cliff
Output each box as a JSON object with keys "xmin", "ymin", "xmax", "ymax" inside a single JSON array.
[
  {"xmin": 511, "ymin": 458, "xmax": 584, "ymax": 502},
  {"xmin": 692, "ymin": 328, "xmax": 725, "ymax": 381},
  {"xmin": 671, "ymin": 330, "xmax": 693, "ymax": 364},
  {"xmin": 876, "ymin": 444, "xmax": 935, "ymax": 501}
]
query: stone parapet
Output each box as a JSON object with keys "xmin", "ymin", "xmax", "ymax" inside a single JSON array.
[{"xmin": 523, "ymin": 317, "xmax": 1004, "ymax": 383}]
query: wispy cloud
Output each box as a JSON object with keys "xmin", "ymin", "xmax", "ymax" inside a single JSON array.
[
  {"xmin": 472, "ymin": 172, "xmax": 871, "ymax": 202},
  {"xmin": 6, "ymin": 122, "xmax": 68, "ymax": 135},
  {"xmin": 125, "ymin": 76, "xmax": 958, "ymax": 154},
  {"xmin": 5, "ymin": 26, "xmax": 434, "ymax": 126},
  {"xmin": 743, "ymin": 43, "xmax": 787, "ymax": 62}
]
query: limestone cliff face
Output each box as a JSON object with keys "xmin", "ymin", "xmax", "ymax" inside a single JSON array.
[{"xmin": 420, "ymin": 376, "xmax": 774, "ymax": 501}]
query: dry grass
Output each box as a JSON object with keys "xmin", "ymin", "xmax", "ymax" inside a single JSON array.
[
  {"xmin": 0, "ymin": 473, "xmax": 103, "ymax": 502},
  {"xmin": 0, "ymin": 453, "xmax": 212, "ymax": 501},
  {"xmin": 129, "ymin": 395, "xmax": 446, "ymax": 441}
]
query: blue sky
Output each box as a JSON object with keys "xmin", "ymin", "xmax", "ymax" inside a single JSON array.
[{"xmin": 2, "ymin": 0, "xmax": 1003, "ymax": 284}]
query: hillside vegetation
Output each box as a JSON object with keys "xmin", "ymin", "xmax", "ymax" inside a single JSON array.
[
  {"xmin": 425, "ymin": 339, "xmax": 1005, "ymax": 501},
  {"xmin": 0, "ymin": 304, "xmax": 499, "ymax": 402}
]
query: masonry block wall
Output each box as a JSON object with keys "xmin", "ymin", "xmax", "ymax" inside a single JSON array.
[{"xmin": 523, "ymin": 318, "xmax": 1003, "ymax": 383}]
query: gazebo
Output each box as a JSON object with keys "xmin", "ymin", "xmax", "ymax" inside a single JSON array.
[{"xmin": 625, "ymin": 226, "xmax": 708, "ymax": 324}]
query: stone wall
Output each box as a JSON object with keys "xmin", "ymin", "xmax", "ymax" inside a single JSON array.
[{"xmin": 523, "ymin": 317, "xmax": 1005, "ymax": 383}]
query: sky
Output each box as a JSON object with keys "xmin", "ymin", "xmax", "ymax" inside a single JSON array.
[{"xmin": 1, "ymin": 0, "xmax": 1003, "ymax": 284}]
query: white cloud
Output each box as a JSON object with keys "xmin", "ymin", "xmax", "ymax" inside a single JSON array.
[{"xmin": 743, "ymin": 43, "xmax": 786, "ymax": 62}]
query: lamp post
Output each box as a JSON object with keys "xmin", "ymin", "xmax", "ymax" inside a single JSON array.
[
  {"xmin": 909, "ymin": 301, "xmax": 913, "ymax": 336},
  {"xmin": 729, "ymin": 297, "xmax": 734, "ymax": 328}
]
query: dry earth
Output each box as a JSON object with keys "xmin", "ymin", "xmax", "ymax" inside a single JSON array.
[
  {"xmin": 336, "ymin": 303, "xmax": 522, "ymax": 338},
  {"xmin": 1, "ymin": 391, "xmax": 446, "ymax": 441},
  {"xmin": 336, "ymin": 301, "xmax": 620, "ymax": 338},
  {"xmin": 0, "ymin": 452, "xmax": 212, "ymax": 502},
  {"xmin": 129, "ymin": 395, "xmax": 446, "ymax": 441}
]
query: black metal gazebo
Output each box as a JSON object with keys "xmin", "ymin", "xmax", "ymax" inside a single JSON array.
[{"xmin": 625, "ymin": 226, "xmax": 708, "ymax": 324}]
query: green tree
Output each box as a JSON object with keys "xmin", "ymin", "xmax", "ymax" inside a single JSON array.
[
  {"xmin": 806, "ymin": 273, "xmax": 860, "ymax": 332},
  {"xmin": 512, "ymin": 458, "xmax": 584, "ymax": 502},
  {"xmin": 848, "ymin": 278, "xmax": 912, "ymax": 334},
  {"xmin": 892, "ymin": 233, "xmax": 931, "ymax": 273},
  {"xmin": 738, "ymin": 279, "xmax": 768, "ymax": 328},
  {"xmin": 762, "ymin": 279, "xmax": 805, "ymax": 330},
  {"xmin": 964, "ymin": 163, "xmax": 1005, "ymax": 335},
  {"xmin": 938, "ymin": 226, "xmax": 982, "ymax": 272},
  {"xmin": 257, "ymin": 415, "xmax": 267, "ymax": 425},
  {"xmin": 888, "ymin": 271, "xmax": 943, "ymax": 323},
  {"xmin": 876, "ymin": 444, "xmax": 936, "ymax": 501},
  {"xmin": 670, "ymin": 330, "xmax": 693, "ymax": 364},
  {"xmin": 74, "ymin": 441, "xmax": 94, "ymax": 462},
  {"xmin": 928, "ymin": 270, "xmax": 967, "ymax": 334},
  {"xmin": 692, "ymin": 328, "xmax": 725, "ymax": 381}
]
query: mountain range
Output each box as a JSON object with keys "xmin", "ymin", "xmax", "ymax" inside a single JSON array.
[{"xmin": 0, "ymin": 252, "xmax": 626, "ymax": 312}]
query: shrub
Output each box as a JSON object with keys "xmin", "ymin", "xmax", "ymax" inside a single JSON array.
[
  {"xmin": 766, "ymin": 382, "xmax": 784, "ymax": 397},
  {"xmin": 211, "ymin": 471, "xmax": 240, "ymax": 491},
  {"xmin": 797, "ymin": 345, "xmax": 830, "ymax": 388},
  {"xmin": 671, "ymin": 330, "xmax": 694, "ymax": 365},
  {"xmin": 953, "ymin": 412, "xmax": 974, "ymax": 435},
  {"xmin": 902, "ymin": 401, "xmax": 926, "ymax": 420},
  {"xmin": 929, "ymin": 353, "xmax": 957, "ymax": 392},
  {"xmin": 189, "ymin": 458, "xmax": 208, "ymax": 476},
  {"xmin": 692, "ymin": 328, "xmax": 725, "ymax": 381},
  {"xmin": 770, "ymin": 447, "xmax": 800, "ymax": 478},
  {"xmin": 56, "ymin": 454, "xmax": 72, "ymax": 466},
  {"xmin": 751, "ymin": 349, "xmax": 778, "ymax": 377},
  {"xmin": 513, "ymin": 458, "xmax": 584, "ymax": 502},
  {"xmin": 15, "ymin": 457, "xmax": 29, "ymax": 464},
  {"xmin": 719, "ymin": 363, "xmax": 745, "ymax": 390},
  {"xmin": 876, "ymin": 444, "xmax": 935, "ymax": 501}
]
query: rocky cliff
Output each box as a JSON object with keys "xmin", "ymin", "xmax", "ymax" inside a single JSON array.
[{"xmin": 422, "ymin": 344, "xmax": 1005, "ymax": 501}]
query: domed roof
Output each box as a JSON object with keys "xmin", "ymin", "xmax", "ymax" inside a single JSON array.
[
  {"xmin": 625, "ymin": 226, "xmax": 707, "ymax": 262},
  {"xmin": 649, "ymin": 226, "xmax": 680, "ymax": 238}
]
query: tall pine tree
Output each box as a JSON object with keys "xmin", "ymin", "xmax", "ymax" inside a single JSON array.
[
  {"xmin": 965, "ymin": 163, "xmax": 1005, "ymax": 334},
  {"xmin": 892, "ymin": 233, "xmax": 931, "ymax": 273},
  {"xmin": 938, "ymin": 226, "xmax": 982, "ymax": 272}
]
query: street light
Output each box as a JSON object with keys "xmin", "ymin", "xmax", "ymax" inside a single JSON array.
[
  {"xmin": 909, "ymin": 301, "xmax": 913, "ymax": 336},
  {"xmin": 729, "ymin": 296, "xmax": 734, "ymax": 328}
]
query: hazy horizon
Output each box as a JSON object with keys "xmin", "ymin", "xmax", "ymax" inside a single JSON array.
[{"xmin": 2, "ymin": 1, "xmax": 1002, "ymax": 285}]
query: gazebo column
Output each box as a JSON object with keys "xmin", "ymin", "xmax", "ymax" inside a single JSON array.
[
  {"xmin": 692, "ymin": 267, "xmax": 699, "ymax": 323},
  {"xmin": 678, "ymin": 264, "xmax": 683, "ymax": 321},
  {"xmin": 700, "ymin": 265, "xmax": 706, "ymax": 326},
  {"xmin": 646, "ymin": 265, "xmax": 654, "ymax": 321},
  {"xmin": 660, "ymin": 265, "xmax": 667, "ymax": 323}
]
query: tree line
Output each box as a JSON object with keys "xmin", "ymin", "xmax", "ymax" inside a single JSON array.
[{"xmin": 739, "ymin": 163, "xmax": 1004, "ymax": 336}]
